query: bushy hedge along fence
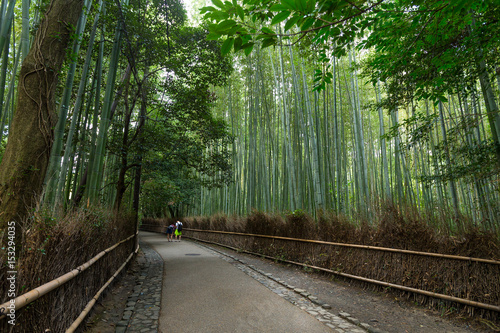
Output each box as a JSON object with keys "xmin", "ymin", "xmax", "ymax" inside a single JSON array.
[
  {"xmin": 186, "ymin": 229, "xmax": 500, "ymax": 316},
  {"xmin": 141, "ymin": 211, "xmax": 500, "ymax": 321},
  {"xmin": 0, "ymin": 210, "xmax": 137, "ymax": 332}
]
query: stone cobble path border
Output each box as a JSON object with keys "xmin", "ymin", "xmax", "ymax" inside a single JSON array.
[{"xmin": 115, "ymin": 240, "xmax": 163, "ymax": 333}]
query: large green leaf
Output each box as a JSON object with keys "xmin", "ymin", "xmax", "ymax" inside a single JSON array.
[
  {"xmin": 233, "ymin": 36, "xmax": 243, "ymax": 51},
  {"xmin": 236, "ymin": 5, "xmax": 245, "ymax": 20},
  {"xmin": 261, "ymin": 37, "xmax": 276, "ymax": 48},
  {"xmin": 207, "ymin": 32, "xmax": 222, "ymax": 40},
  {"xmin": 271, "ymin": 11, "xmax": 291, "ymax": 25},
  {"xmin": 211, "ymin": 11, "xmax": 230, "ymax": 20},
  {"xmin": 284, "ymin": 15, "xmax": 300, "ymax": 31},
  {"xmin": 306, "ymin": 0, "xmax": 315, "ymax": 12},
  {"xmin": 301, "ymin": 17, "xmax": 316, "ymax": 31},
  {"xmin": 216, "ymin": 19, "xmax": 237, "ymax": 32},
  {"xmin": 261, "ymin": 27, "xmax": 275, "ymax": 34},
  {"xmin": 270, "ymin": 4, "xmax": 288, "ymax": 11},
  {"xmin": 221, "ymin": 37, "xmax": 234, "ymax": 55},
  {"xmin": 281, "ymin": 0, "xmax": 296, "ymax": 10},
  {"xmin": 200, "ymin": 6, "xmax": 217, "ymax": 13},
  {"xmin": 212, "ymin": 0, "xmax": 225, "ymax": 9},
  {"xmin": 295, "ymin": 0, "xmax": 306, "ymax": 11},
  {"xmin": 242, "ymin": 42, "xmax": 254, "ymax": 56}
]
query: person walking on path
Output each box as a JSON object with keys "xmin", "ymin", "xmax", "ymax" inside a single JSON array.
[
  {"xmin": 174, "ymin": 220, "xmax": 183, "ymax": 241},
  {"xmin": 166, "ymin": 224, "xmax": 174, "ymax": 242}
]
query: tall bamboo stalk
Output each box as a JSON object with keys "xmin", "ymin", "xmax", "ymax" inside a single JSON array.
[{"xmin": 87, "ymin": 0, "xmax": 128, "ymax": 202}]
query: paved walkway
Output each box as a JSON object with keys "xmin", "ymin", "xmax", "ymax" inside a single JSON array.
[{"xmin": 118, "ymin": 231, "xmax": 370, "ymax": 333}]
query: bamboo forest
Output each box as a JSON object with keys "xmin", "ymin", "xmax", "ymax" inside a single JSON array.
[
  {"xmin": 198, "ymin": 0, "xmax": 500, "ymax": 235},
  {"xmin": 1, "ymin": 0, "xmax": 500, "ymax": 331},
  {"xmin": 0, "ymin": 0, "xmax": 499, "ymax": 235}
]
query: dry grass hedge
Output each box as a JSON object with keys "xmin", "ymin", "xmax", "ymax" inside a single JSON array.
[
  {"xmin": 146, "ymin": 204, "xmax": 499, "ymax": 322},
  {"xmin": 0, "ymin": 207, "xmax": 136, "ymax": 332}
]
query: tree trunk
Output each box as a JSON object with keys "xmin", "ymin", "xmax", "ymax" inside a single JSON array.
[
  {"xmin": 44, "ymin": 0, "xmax": 92, "ymax": 209},
  {"xmin": 0, "ymin": 0, "xmax": 84, "ymax": 234}
]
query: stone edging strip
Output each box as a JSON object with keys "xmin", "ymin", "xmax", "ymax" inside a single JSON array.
[{"xmin": 116, "ymin": 240, "xmax": 163, "ymax": 333}]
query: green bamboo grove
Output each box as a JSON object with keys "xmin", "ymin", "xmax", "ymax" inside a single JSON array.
[
  {"xmin": 192, "ymin": 0, "xmax": 500, "ymax": 231},
  {"xmin": 195, "ymin": 44, "xmax": 500, "ymax": 232},
  {"xmin": 0, "ymin": 0, "xmax": 498, "ymax": 235}
]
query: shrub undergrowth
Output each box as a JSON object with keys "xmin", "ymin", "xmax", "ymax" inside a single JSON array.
[{"xmin": 183, "ymin": 203, "xmax": 499, "ymax": 259}]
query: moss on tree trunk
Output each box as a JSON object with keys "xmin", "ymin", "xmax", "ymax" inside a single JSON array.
[{"xmin": 0, "ymin": 0, "xmax": 84, "ymax": 235}]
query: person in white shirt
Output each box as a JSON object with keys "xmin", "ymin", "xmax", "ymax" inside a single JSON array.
[{"xmin": 175, "ymin": 220, "xmax": 183, "ymax": 241}]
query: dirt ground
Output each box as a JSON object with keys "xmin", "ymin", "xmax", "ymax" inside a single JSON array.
[{"xmin": 85, "ymin": 240, "xmax": 498, "ymax": 333}]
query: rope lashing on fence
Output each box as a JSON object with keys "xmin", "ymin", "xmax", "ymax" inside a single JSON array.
[
  {"xmin": 0, "ymin": 232, "xmax": 138, "ymax": 320},
  {"xmin": 65, "ymin": 244, "xmax": 140, "ymax": 333},
  {"xmin": 184, "ymin": 228, "xmax": 500, "ymax": 265},
  {"xmin": 189, "ymin": 235, "xmax": 500, "ymax": 313}
]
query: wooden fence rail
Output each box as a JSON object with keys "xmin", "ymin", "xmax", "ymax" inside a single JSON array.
[
  {"xmin": 184, "ymin": 228, "xmax": 500, "ymax": 265},
  {"xmin": 66, "ymin": 243, "xmax": 139, "ymax": 333},
  {"xmin": 139, "ymin": 224, "xmax": 500, "ymax": 265}
]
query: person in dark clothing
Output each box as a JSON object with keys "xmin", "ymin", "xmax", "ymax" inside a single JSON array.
[{"xmin": 166, "ymin": 224, "xmax": 174, "ymax": 242}]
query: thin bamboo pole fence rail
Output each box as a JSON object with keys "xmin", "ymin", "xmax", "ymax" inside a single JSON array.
[
  {"xmin": 66, "ymin": 243, "xmax": 140, "ymax": 332},
  {"xmin": 184, "ymin": 228, "xmax": 500, "ymax": 265},
  {"xmin": 184, "ymin": 229, "xmax": 500, "ymax": 313},
  {"xmin": 0, "ymin": 232, "xmax": 138, "ymax": 319},
  {"xmin": 191, "ymin": 236, "xmax": 500, "ymax": 312}
]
